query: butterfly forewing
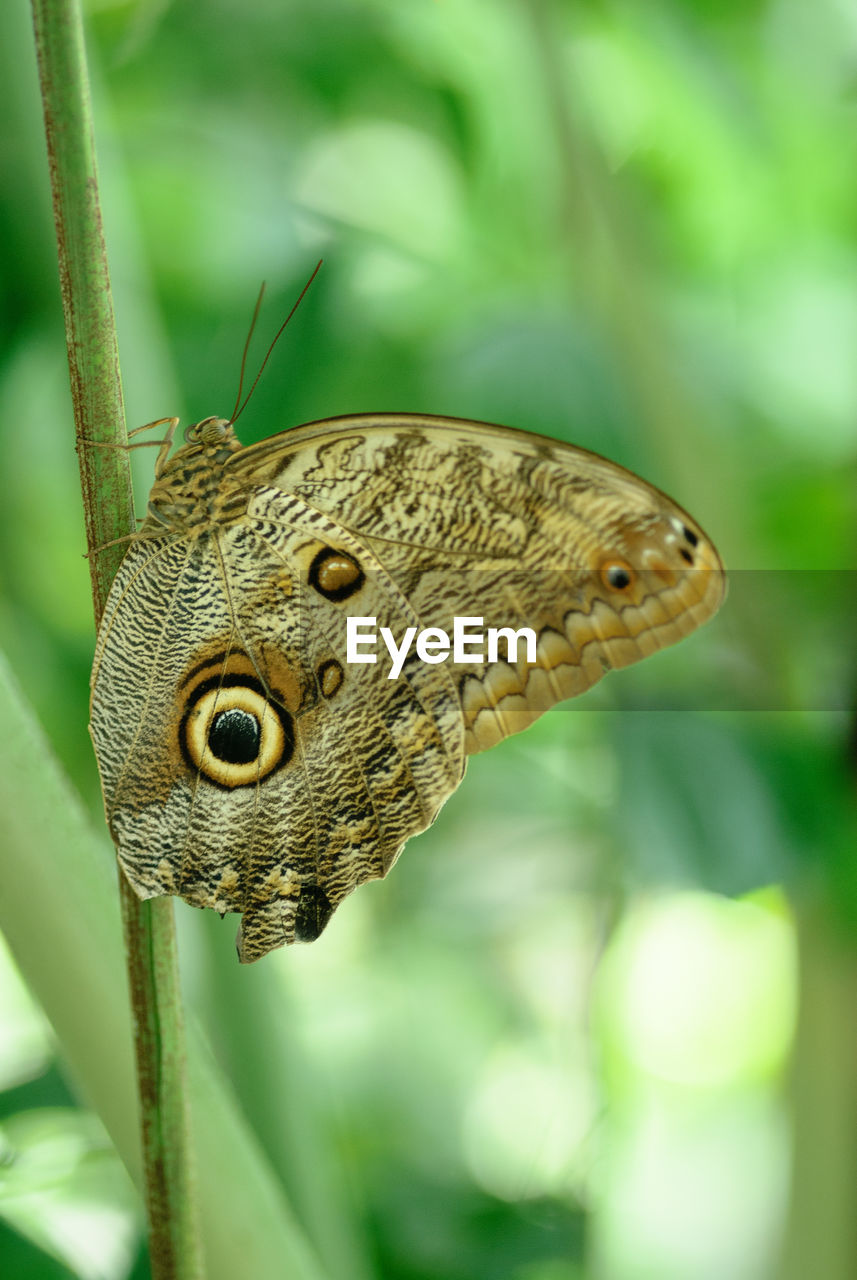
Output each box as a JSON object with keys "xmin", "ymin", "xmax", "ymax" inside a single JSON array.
[{"xmin": 241, "ymin": 416, "xmax": 725, "ymax": 752}]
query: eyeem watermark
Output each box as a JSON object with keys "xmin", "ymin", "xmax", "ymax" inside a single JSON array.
[{"xmin": 347, "ymin": 616, "xmax": 537, "ymax": 679}]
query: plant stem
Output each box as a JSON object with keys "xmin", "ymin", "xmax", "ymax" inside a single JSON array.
[{"xmin": 30, "ymin": 1, "xmax": 203, "ymax": 1274}]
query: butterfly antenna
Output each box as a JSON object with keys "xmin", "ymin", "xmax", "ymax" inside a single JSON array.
[
  {"xmin": 229, "ymin": 282, "xmax": 267, "ymax": 423},
  {"xmin": 230, "ymin": 259, "xmax": 323, "ymax": 425}
]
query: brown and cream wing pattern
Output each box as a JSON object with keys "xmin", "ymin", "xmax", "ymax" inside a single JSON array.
[
  {"xmin": 90, "ymin": 413, "xmax": 724, "ymax": 961},
  {"xmin": 240, "ymin": 415, "xmax": 725, "ymax": 751}
]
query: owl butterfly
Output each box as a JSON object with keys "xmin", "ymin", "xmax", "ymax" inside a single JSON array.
[{"xmin": 90, "ymin": 412, "xmax": 725, "ymax": 961}]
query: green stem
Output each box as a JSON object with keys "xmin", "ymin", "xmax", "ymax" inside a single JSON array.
[{"xmin": 29, "ymin": 1, "xmax": 202, "ymax": 1274}]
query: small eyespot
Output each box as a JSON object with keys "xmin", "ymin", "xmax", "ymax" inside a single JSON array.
[
  {"xmin": 679, "ymin": 547, "xmax": 694, "ymax": 565},
  {"xmin": 318, "ymin": 659, "xmax": 344, "ymax": 698},
  {"xmin": 682, "ymin": 525, "xmax": 700, "ymax": 548},
  {"xmin": 600, "ymin": 560, "xmax": 635, "ymax": 592},
  {"xmin": 309, "ymin": 548, "xmax": 364, "ymax": 601},
  {"xmin": 181, "ymin": 680, "xmax": 294, "ymax": 788},
  {"xmin": 295, "ymin": 884, "xmax": 334, "ymax": 942}
]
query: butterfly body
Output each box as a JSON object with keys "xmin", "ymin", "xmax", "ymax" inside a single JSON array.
[{"xmin": 91, "ymin": 414, "xmax": 724, "ymax": 960}]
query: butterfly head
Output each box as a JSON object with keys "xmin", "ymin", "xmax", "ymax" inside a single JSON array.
[
  {"xmin": 177, "ymin": 416, "xmax": 245, "ymax": 468},
  {"xmin": 184, "ymin": 416, "xmax": 236, "ymax": 446}
]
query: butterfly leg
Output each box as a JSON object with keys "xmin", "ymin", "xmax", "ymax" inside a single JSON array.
[
  {"xmin": 127, "ymin": 417, "xmax": 180, "ymax": 477},
  {"xmin": 82, "ymin": 417, "xmax": 179, "ymax": 476}
]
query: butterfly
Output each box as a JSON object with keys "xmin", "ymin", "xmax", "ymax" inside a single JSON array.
[{"xmin": 90, "ymin": 412, "xmax": 725, "ymax": 961}]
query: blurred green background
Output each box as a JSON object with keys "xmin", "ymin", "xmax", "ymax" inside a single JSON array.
[{"xmin": 1, "ymin": 0, "xmax": 856, "ymax": 1277}]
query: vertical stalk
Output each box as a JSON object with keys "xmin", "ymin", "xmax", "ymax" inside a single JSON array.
[{"xmin": 29, "ymin": 1, "xmax": 202, "ymax": 1275}]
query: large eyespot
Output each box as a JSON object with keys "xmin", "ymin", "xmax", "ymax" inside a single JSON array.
[
  {"xmin": 181, "ymin": 678, "xmax": 294, "ymax": 788},
  {"xmin": 308, "ymin": 547, "xmax": 364, "ymax": 601},
  {"xmin": 599, "ymin": 559, "xmax": 636, "ymax": 593}
]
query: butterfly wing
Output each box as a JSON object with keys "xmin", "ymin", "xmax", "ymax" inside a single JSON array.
[
  {"xmin": 91, "ymin": 508, "xmax": 465, "ymax": 960},
  {"xmin": 91, "ymin": 413, "xmax": 724, "ymax": 960},
  {"xmin": 238, "ymin": 415, "xmax": 725, "ymax": 752}
]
